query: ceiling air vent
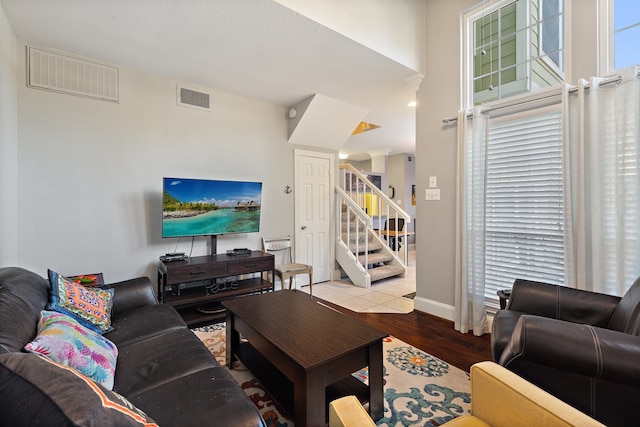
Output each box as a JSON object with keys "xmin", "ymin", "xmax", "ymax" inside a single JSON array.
[
  {"xmin": 27, "ymin": 46, "xmax": 119, "ymax": 102},
  {"xmin": 177, "ymin": 85, "xmax": 211, "ymax": 111}
]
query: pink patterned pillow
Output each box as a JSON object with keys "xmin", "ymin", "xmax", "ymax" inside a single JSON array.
[{"xmin": 24, "ymin": 310, "xmax": 118, "ymax": 390}]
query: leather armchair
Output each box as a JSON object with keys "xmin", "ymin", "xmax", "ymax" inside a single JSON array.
[{"xmin": 492, "ymin": 277, "xmax": 640, "ymax": 427}]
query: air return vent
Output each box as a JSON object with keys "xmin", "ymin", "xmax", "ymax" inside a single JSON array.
[
  {"xmin": 177, "ymin": 85, "xmax": 211, "ymax": 111},
  {"xmin": 27, "ymin": 46, "xmax": 119, "ymax": 102}
]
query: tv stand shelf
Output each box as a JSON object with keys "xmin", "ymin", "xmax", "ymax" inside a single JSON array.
[{"xmin": 158, "ymin": 251, "xmax": 274, "ymax": 326}]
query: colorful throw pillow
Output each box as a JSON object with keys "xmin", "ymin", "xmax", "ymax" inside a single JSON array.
[
  {"xmin": 0, "ymin": 352, "xmax": 158, "ymax": 427},
  {"xmin": 47, "ymin": 269, "xmax": 114, "ymax": 334},
  {"xmin": 24, "ymin": 310, "xmax": 118, "ymax": 390}
]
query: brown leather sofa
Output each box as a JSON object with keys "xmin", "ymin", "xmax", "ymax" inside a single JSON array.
[
  {"xmin": 492, "ymin": 277, "xmax": 640, "ymax": 427},
  {"xmin": 0, "ymin": 266, "xmax": 266, "ymax": 427}
]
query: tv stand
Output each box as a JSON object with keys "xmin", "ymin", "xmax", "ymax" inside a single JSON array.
[
  {"xmin": 210, "ymin": 235, "xmax": 217, "ymax": 255},
  {"xmin": 158, "ymin": 251, "xmax": 274, "ymax": 326}
]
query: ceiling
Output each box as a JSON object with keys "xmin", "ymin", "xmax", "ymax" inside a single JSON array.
[{"xmin": 2, "ymin": 0, "xmax": 419, "ymax": 161}]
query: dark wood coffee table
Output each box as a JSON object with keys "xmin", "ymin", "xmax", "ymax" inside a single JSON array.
[{"xmin": 223, "ymin": 290, "xmax": 387, "ymax": 427}]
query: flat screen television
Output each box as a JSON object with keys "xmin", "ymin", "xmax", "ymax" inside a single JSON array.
[{"xmin": 162, "ymin": 177, "xmax": 262, "ymax": 239}]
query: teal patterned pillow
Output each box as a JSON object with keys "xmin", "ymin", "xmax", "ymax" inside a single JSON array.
[
  {"xmin": 47, "ymin": 269, "xmax": 114, "ymax": 334},
  {"xmin": 24, "ymin": 310, "xmax": 118, "ymax": 390}
]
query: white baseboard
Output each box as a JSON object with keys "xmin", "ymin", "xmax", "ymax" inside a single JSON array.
[
  {"xmin": 414, "ymin": 297, "xmax": 496, "ymax": 333},
  {"xmin": 413, "ymin": 296, "xmax": 455, "ymax": 321}
]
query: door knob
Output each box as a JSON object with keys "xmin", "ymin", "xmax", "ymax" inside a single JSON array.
[{"xmin": 301, "ymin": 226, "xmax": 307, "ymax": 230}]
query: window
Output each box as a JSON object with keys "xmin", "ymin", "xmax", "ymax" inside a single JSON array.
[
  {"xmin": 463, "ymin": 75, "xmax": 640, "ymax": 311},
  {"xmin": 613, "ymin": 0, "xmax": 640, "ymax": 70},
  {"xmin": 483, "ymin": 108, "xmax": 565, "ymax": 309},
  {"xmin": 464, "ymin": 0, "xmax": 564, "ymax": 106}
]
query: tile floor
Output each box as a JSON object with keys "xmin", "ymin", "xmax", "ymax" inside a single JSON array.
[{"xmin": 296, "ymin": 248, "xmax": 416, "ymax": 314}]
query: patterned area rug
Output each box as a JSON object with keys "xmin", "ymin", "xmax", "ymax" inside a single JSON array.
[{"xmin": 193, "ymin": 325, "xmax": 471, "ymax": 427}]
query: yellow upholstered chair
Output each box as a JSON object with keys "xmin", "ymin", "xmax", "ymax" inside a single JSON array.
[
  {"xmin": 329, "ymin": 361, "xmax": 605, "ymax": 427},
  {"xmin": 262, "ymin": 236, "xmax": 312, "ymax": 297}
]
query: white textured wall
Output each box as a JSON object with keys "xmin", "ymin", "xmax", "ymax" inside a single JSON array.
[
  {"xmin": 0, "ymin": 3, "xmax": 18, "ymax": 266},
  {"xmin": 274, "ymin": 0, "xmax": 425, "ymax": 74},
  {"xmin": 14, "ymin": 44, "xmax": 300, "ymax": 284}
]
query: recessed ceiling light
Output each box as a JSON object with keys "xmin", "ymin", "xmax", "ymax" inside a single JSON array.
[{"xmin": 408, "ymin": 101, "xmax": 417, "ymax": 107}]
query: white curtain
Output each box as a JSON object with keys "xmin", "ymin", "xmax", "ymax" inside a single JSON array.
[
  {"xmin": 455, "ymin": 108, "xmax": 489, "ymax": 336},
  {"xmin": 564, "ymin": 66, "xmax": 640, "ymax": 295},
  {"xmin": 455, "ymin": 66, "xmax": 640, "ymax": 334}
]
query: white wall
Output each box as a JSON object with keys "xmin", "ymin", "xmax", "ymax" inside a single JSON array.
[
  {"xmin": 414, "ymin": 0, "xmax": 601, "ymax": 319},
  {"xmin": 0, "ymin": 3, "xmax": 18, "ymax": 266},
  {"xmin": 274, "ymin": 0, "xmax": 426, "ymax": 73},
  {"xmin": 13, "ymin": 43, "xmax": 305, "ymax": 284},
  {"xmin": 388, "ymin": 153, "xmax": 416, "ymax": 228},
  {"xmin": 5, "ymin": 1, "xmax": 603, "ymax": 318}
]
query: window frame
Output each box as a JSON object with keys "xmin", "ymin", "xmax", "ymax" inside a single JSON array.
[
  {"xmin": 462, "ymin": 0, "xmax": 565, "ymax": 108},
  {"xmin": 599, "ymin": 0, "xmax": 640, "ymax": 73},
  {"xmin": 600, "ymin": 0, "xmax": 615, "ymax": 74},
  {"xmin": 471, "ymin": 1, "xmax": 530, "ymax": 105},
  {"xmin": 538, "ymin": 0, "xmax": 564, "ymax": 74}
]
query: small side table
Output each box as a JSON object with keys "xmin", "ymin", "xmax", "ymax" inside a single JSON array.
[{"xmin": 497, "ymin": 289, "xmax": 511, "ymax": 309}]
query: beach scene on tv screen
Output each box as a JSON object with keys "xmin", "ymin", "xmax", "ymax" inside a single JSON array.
[{"xmin": 163, "ymin": 178, "xmax": 261, "ymax": 237}]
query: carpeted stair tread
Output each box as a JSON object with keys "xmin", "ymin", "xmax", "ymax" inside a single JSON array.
[
  {"xmin": 369, "ymin": 264, "xmax": 405, "ymax": 282},
  {"xmin": 358, "ymin": 252, "xmax": 393, "ymax": 265},
  {"xmin": 341, "ymin": 222, "xmax": 368, "ymax": 232},
  {"xmin": 348, "ymin": 240, "xmax": 384, "ymax": 253}
]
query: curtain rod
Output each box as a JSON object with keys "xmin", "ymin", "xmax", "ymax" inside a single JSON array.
[{"xmin": 442, "ymin": 71, "xmax": 638, "ymax": 124}]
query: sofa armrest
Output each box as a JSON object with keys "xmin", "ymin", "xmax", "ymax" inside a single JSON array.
[
  {"xmin": 464, "ymin": 361, "xmax": 605, "ymax": 427},
  {"xmin": 329, "ymin": 396, "xmax": 376, "ymax": 427},
  {"xmin": 104, "ymin": 277, "xmax": 158, "ymax": 315},
  {"xmin": 507, "ymin": 279, "xmax": 620, "ymax": 327},
  {"xmin": 500, "ymin": 315, "xmax": 640, "ymax": 388}
]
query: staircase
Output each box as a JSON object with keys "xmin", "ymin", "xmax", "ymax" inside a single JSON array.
[{"xmin": 335, "ymin": 165, "xmax": 411, "ymax": 288}]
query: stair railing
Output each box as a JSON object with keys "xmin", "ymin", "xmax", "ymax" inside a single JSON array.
[
  {"xmin": 339, "ymin": 164, "xmax": 411, "ymax": 265},
  {"xmin": 335, "ymin": 187, "xmax": 371, "ymax": 272}
]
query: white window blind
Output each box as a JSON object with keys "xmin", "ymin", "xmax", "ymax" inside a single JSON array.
[{"xmin": 484, "ymin": 109, "xmax": 565, "ymax": 309}]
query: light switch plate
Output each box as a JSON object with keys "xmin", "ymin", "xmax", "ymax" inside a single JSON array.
[
  {"xmin": 429, "ymin": 176, "xmax": 437, "ymax": 188},
  {"xmin": 426, "ymin": 189, "xmax": 440, "ymax": 201}
]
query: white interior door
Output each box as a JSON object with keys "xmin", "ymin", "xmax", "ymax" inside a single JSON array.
[{"xmin": 294, "ymin": 149, "xmax": 334, "ymax": 284}]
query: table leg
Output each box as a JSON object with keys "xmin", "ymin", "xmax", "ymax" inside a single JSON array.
[
  {"xmin": 225, "ymin": 310, "xmax": 239, "ymax": 369},
  {"xmin": 368, "ymin": 339, "xmax": 384, "ymax": 420},
  {"xmin": 295, "ymin": 367, "xmax": 325, "ymax": 427}
]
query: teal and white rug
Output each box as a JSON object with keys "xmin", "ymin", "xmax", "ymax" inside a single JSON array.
[{"xmin": 193, "ymin": 326, "xmax": 471, "ymax": 426}]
